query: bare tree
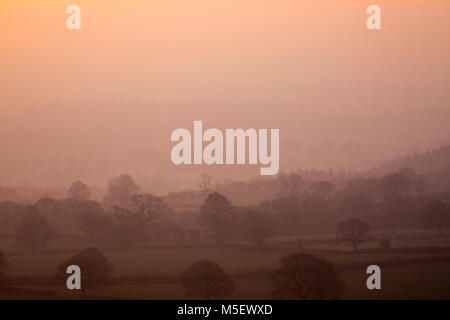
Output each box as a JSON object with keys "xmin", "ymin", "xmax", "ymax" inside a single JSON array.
[
  {"xmin": 181, "ymin": 260, "xmax": 234, "ymax": 299},
  {"xmin": 337, "ymin": 217, "xmax": 370, "ymax": 251},
  {"xmin": 130, "ymin": 193, "xmax": 168, "ymax": 222},
  {"xmin": 271, "ymin": 253, "xmax": 344, "ymax": 299}
]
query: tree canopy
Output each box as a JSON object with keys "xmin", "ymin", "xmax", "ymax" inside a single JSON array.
[
  {"xmin": 271, "ymin": 253, "xmax": 344, "ymax": 299},
  {"xmin": 181, "ymin": 260, "xmax": 234, "ymax": 299},
  {"xmin": 57, "ymin": 247, "xmax": 114, "ymax": 289}
]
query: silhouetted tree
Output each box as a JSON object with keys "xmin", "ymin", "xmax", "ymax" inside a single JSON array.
[
  {"xmin": 34, "ymin": 197, "xmax": 57, "ymax": 218},
  {"xmin": 130, "ymin": 193, "xmax": 168, "ymax": 222},
  {"xmin": 56, "ymin": 247, "xmax": 113, "ymax": 291},
  {"xmin": 271, "ymin": 253, "xmax": 344, "ymax": 299},
  {"xmin": 181, "ymin": 260, "xmax": 234, "ymax": 299},
  {"xmin": 96, "ymin": 195, "xmax": 168, "ymax": 249},
  {"xmin": 67, "ymin": 181, "xmax": 91, "ymax": 201},
  {"xmin": 337, "ymin": 218, "xmax": 370, "ymax": 251},
  {"xmin": 103, "ymin": 174, "xmax": 140, "ymax": 207},
  {"xmin": 200, "ymin": 192, "xmax": 233, "ymax": 245},
  {"xmin": 422, "ymin": 199, "xmax": 450, "ymax": 237},
  {"xmin": 14, "ymin": 206, "xmax": 54, "ymax": 253},
  {"xmin": 243, "ymin": 208, "xmax": 275, "ymax": 246}
]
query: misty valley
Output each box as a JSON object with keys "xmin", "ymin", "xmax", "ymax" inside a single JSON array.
[
  {"xmin": 1, "ymin": 145, "xmax": 450, "ymax": 299},
  {"xmin": 1, "ymin": 0, "xmax": 450, "ymax": 304}
]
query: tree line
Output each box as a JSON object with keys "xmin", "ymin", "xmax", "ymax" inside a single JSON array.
[{"xmin": 0, "ymin": 168, "xmax": 449, "ymax": 255}]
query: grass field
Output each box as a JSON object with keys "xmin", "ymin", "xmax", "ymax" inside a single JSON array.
[
  {"xmin": 4, "ymin": 263, "xmax": 449, "ymax": 300},
  {"xmin": 1, "ymin": 229, "xmax": 450, "ymax": 299},
  {"xmin": 91, "ymin": 262, "xmax": 450, "ymax": 300},
  {"xmin": 5, "ymin": 247, "xmax": 447, "ymax": 278}
]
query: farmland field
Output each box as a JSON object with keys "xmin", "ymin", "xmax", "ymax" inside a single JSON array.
[{"xmin": 1, "ymin": 229, "xmax": 450, "ymax": 299}]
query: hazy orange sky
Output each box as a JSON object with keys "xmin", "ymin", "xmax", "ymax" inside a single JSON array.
[{"xmin": 1, "ymin": 0, "xmax": 449, "ymax": 192}]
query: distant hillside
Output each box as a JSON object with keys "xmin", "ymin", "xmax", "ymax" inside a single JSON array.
[
  {"xmin": 367, "ymin": 144, "xmax": 450, "ymax": 192},
  {"xmin": 367, "ymin": 144, "xmax": 450, "ymax": 176}
]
